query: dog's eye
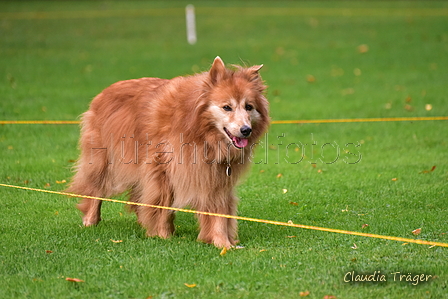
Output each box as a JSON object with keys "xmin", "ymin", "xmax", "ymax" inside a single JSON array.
[
  {"xmin": 223, "ymin": 105, "xmax": 232, "ymax": 111},
  {"xmin": 245, "ymin": 104, "xmax": 254, "ymax": 111}
]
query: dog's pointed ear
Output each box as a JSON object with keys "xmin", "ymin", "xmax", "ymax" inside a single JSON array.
[
  {"xmin": 209, "ymin": 56, "xmax": 226, "ymax": 84},
  {"xmin": 247, "ymin": 64, "xmax": 263, "ymax": 81},
  {"xmin": 250, "ymin": 64, "xmax": 263, "ymax": 73}
]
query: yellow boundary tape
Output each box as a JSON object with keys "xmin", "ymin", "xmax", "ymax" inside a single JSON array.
[
  {"xmin": 271, "ymin": 116, "xmax": 448, "ymax": 124},
  {"xmin": 0, "ymin": 183, "xmax": 447, "ymax": 248},
  {"xmin": 1, "ymin": 116, "xmax": 447, "ymax": 125}
]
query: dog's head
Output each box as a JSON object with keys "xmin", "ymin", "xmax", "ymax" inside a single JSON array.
[{"xmin": 203, "ymin": 57, "xmax": 269, "ymax": 149}]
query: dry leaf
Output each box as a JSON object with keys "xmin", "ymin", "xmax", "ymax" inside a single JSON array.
[
  {"xmin": 306, "ymin": 74, "xmax": 316, "ymax": 83},
  {"xmin": 324, "ymin": 296, "xmax": 337, "ymax": 299},
  {"xmin": 220, "ymin": 247, "xmax": 227, "ymax": 256},
  {"xmin": 276, "ymin": 173, "xmax": 283, "ymax": 178},
  {"xmin": 289, "ymin": 201, "xmax": 298, "ymax": 206},
  {"xmin": 46, "ymin": 250, "xmax": 53, "ymax": 254},
  {"xmin": 405, "ymin": 96, "xmax": 412, "ymax": 103},
  {"xmin": 341, "ymin": 88, "xmax": 355, "ymax": 95},
  {"xmin": 351, "ymin": 243, "xmax": 358, "ymax": 249},
  {"xmin": 110, "ymin": 239, "xmax": 123, "ymax": 243},
  {"xmin": 420, "ymin": 165, "xmax": 436, "ymax": 174},
  {"xmin": 412, "ymin": 228, "xmax": 421, "ymax": 236},
  {"xmin": 66, "ymin": 277, "xmax": 84, "ymax": 283},
  {"xmin": 361, "ymin": 224, "xmax": 369, "ymax": 229},
  {"xmin": 404, "ymin": 104, "xmax": 413, "ymax": 111},
  {"xmin": 391, "ymin": 178, "xmax": 398, "ymax": 181},
  {"xmin": 287, "ymin": 220, "xmax": 294, "ymax": 225},
  {"xmin": 425, "ymin": 104, "xmax": 433, "ymax": 111},
  {"xmin": 357, "ymin": 44, "xmax": 369, "ymax": 53},
  {"xmin": 299, "ymin": 290, "xmax": 310, "ymax": 297},
  {"xmin": 286, "ymin": 236, "xmax": 296, "ymax": 238},
  {"xmin": 44, "ymin": 183, "xmax": 51, "ymax": 188},
  {"xmin": 282, "ymin": 189, "xmax": 288, "ymax": 194},
  {"xmin": 56, "ymin": 179, "xmax": 66, "ymax": 184},
  {"xmin": 184, "ymin": 283, "xmax": 197, "ymax": 288},
  {"xmin": 259, "ymin": 249, "xmax": 267, "ymax": 252}
]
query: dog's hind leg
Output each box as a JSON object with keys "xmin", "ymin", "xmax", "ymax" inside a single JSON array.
[
  {"xmin": 67, "ymin": 160, "xmax": 107, "ymax": 226},
  {"xmin": 67, "ymin": 147, "xmax": 109, "ymax": 226}
]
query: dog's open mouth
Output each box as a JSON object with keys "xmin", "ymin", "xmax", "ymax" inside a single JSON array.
[{"xmin": 224, "ymin": 127, "xmax": 248, "ymax": 149}]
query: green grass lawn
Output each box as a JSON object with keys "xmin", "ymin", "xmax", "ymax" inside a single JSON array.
[{"xmin": 1, "ymin": 1, "xmax": 447, "ymax": 298}]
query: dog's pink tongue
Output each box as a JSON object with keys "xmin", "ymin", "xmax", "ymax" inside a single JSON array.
[{"xmin": 233, "ymin": 137, "xmax": 248, "ymax": 148}]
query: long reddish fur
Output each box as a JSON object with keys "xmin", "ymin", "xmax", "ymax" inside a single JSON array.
[{"xmin": 67, "ymin": 58, "xmax": 269, "ymax": 248}]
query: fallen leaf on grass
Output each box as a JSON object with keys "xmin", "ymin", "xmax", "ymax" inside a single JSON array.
[
  {"xmin": 425, "ymin": 104, "xmax": 433, "ymax": 111},
  {"xmin": 420, "ymin": 165, "xmax": 436, "ymax": 174},
  {"xmin": 44, "ymin": 183, "xmax": 51, "ymax": 188},
  {"xmin": 56, "ymin": 179, "xmax": 66, "ymax": 184},
  {"xmin": 282, "ymin": 189, "xmax": 288, "ymax": 194},
  {"xmin": 289, "ymin": 201, "xmax": 298, "ymax": 206},
  {"xmin": 276, "ymin": 173, "xmax": 283, "ymax": 178},
  {"xmin": 220, "ymin": 247, "xmax": 227, "ymax": 256},
  {"xmin": 306, "ymin": 74, "xmax": 316, "ymax": 83},
  {"xmin": 299, "ymin": 290, "xmax": 310, "ymax": 297},
  {"xmin": 357, "ymin": 44, "xmax": 369, "ymax": 53},
  {"xmin": 391, "ymin": 178, "xmax": 398, "ymax": 181},
  {"xmin": 404, "ymin": 104, "xmax": 413, "ymax": 111},
  {"xmin": 361, "ymin": 224, "xmax": 369, "ymax": 229},
  {"xmin": 412, "ymin": 228, "xmax": 421, "ymax": 236},
  {"xmin": 324, "ymin": 296, "xmax": 337, "ymax": 299},
  {"xmin": 66, "ymin": 277, "xmax": 84, "ymax": 283},
  {"xmin": 45, "ymin": 250, "xmax": 53, "ymax": 254},
  {"xmin": 110, "ymin": 239, "xmax": 123, "ymax": 243},
  {"xmin": 351, "ymin": 243, "xmax": 358, "ymax": 250},
  {"xmin": 184, "ymin": 283, "xmax": 196, "ymax": 288}
]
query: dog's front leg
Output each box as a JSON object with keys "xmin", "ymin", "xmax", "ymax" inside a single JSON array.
[{"xmin": 197, "ymin": 195, "xmax": 238, "ymax": 248}]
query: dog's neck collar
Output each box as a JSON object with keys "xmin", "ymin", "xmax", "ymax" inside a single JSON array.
[{"xmin": 226, "ymin": 164, "xmax": 232, "ymax": 176}]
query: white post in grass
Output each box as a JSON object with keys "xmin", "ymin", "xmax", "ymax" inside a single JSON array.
[{"xmin": 185, "ymin": 4, "xmax": 197, "ymax": 45}]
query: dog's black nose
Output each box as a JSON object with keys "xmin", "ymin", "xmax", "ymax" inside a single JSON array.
[{"xmin": 240, "ymin": 125, "xmax": 252, "ymax": 137}]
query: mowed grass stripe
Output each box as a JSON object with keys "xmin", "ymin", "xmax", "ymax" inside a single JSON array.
[{"xmin": 2, "ymin": 7, "xmax": 448, "ymax": 20}]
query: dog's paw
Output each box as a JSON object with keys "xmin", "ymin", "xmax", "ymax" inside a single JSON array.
[{"xmin": 82, "ymin": 216, "xmax": 101, "ymax": 227}]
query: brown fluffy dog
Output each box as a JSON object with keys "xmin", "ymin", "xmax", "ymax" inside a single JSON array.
[{"xmin": 67, "ymin": 57, "xmax": 269, "ymax": 248}]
